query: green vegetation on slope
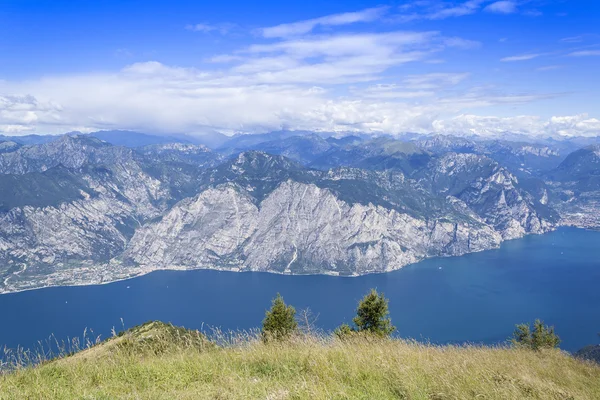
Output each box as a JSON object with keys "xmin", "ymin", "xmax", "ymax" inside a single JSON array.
[
  {"xmin": 1, "ymin": 324, "xmax": 599, "ymax": 400},
  {"xmin": 262, "ymin": 293, "xmax": 298, "ymax": 342}
]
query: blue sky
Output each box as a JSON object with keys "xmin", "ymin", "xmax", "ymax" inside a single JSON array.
[{"xmin": 0, "ymin": 0, "xmax": 599, "ymax": 137}]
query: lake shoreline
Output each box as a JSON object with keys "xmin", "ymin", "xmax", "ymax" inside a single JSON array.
[
  {"xmin": 1, "ymin": 226, "xmax": 580, "ymax": 296},
  {"xmin": 0, "ymin": 227, "xmax": 598, "ymax": 353}
]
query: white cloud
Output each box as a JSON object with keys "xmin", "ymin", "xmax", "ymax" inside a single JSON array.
[
  {"xmin": 560, "ymin": 34, "xmax": 599, "ymax": 43},
  {"xmin": 522, "ymin": 9, "xmax": 542, "ymax": 17},
  {"xmin": 433, "ymin": 114, "xmax": 600, "ymax": 137},
  {"xmin": 547, "ymin": 115, "xmax": 600, "ymax": 136},
  {"xmin": 428, "ymin": 0, "xmax": 488, "ymax": 19},
  {"xmin": 0, "ymin": 8, "xmax": 595, "ymax": 139},
  {"xmin": 4, "ymin": 28, "xmax": 480, "ymax": 135},
  {"xmin": 568, "ymin": 50, "xmax": 600, "ymax": 57},
  {"xmin": 0, "ymin": 95, "xmax": 63, "ymax": 134},
  {"xmin": 501, "ymin": 53, "xmax": 545, "ymax": 62},
  {"xmin": 537, "ymin": 65, "xmax": 562, "ymax": 71},
  {"xmin": 395, "ymin": 0, "xmax": 510, "ymax": 22},
  {"xmin": 356, "ymin": 73, "xmax": 470, "ymax": 99},
  {"xmin": 261, "ymin": 7, "xmax": 387, "ymax": 38},
  {"xmin": 360, "ymin": 86, "xmax": 435, "ymax": 99},
  {"xmin": 186, "ymin": 23, "xmax": 236, "ymax": 35},
  {"xmin": 433, "ymin": 114, "xmax": 542, "ymax": 135},
  {"xmin": 435, "ymin": 88, "xmax": 558, "ymax": 109},
  {"xmin": 484, "ymin": 1, "xmax": 518, "ymax": 14},
  {"xmin": 209, "ymin": 54, "xmax": 244, "ymax": 63},
  {"xmin": 0, "ymin": 61, "xmax": 567, "ymax": 137},
  {"xmin": 396, "ymin": 1, "xmax": 543, "ymax": 21},
  {"xmin": 402, "ymin": 73, "xmax": 470, "ymax": 89},
  {"xmin": 217, "ymin": 31, "xmax": 463, "ymax": 85},
  {"xmin": 560, "ymin": 36, "xmax": 584, "ymax": 43},
  {"xmin": 442, "ymin": 37, "xmax": 482, "ymax": 49},
  {"xmin": 187, "ymin": 23, "xmax": 214, "ymax": 33},
  {"xmin": 246, "ymin": 31, "xmax": 435, "ymax": 58}
]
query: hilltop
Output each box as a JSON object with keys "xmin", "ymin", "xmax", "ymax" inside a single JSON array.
[{"xmin": 1, "ymin": 321, "xmax": 599, "ymax": 399}]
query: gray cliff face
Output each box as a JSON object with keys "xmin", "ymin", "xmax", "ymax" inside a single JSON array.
[
  {"xmin": 545, "ymin": 145, "xmax": 600, "ymax": 229},
  {"xmin": 123, "ymin": 185, "xmax": 258, "ymax": 270},
  {"xmin": 0, "ymin": 138, "xmax": 179, "ymax": 291},
  {"xmin": 0, "ymin": 135, "xmax": 117, "ymax": 174},
  {"xmin": 0, "ymin": 133, "xmax": 597, "ymax": 293},
  {"xmin": 124, "ymin": 180, "xmax": 501, "ymax": 275},
  {"xmin": 0, "ymin": 141, "xmax": 21, "ymax": 154},
  {"xmin": 421, "ymin": 153, "xmax": 555, "ymax": 239},
  {"xmin": 137, "ymin": 143, "xmax": 223, "ymax": 167},
  {"xmin": 0, "ymin": 166, "xmax": 169, "ymax": 291}
]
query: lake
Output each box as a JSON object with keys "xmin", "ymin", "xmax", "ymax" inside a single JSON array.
[{"xmin": 1, "ymin": 227, "xmax": 599, "ymax": 352}]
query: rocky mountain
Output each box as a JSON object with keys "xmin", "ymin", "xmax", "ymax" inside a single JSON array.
[
  {"xmin": 0, "ymin": 141, "xmax": 21, "ymax": 154},
  {"xmin": 309, "ymin": 137, "xmax": 430, "ymax": 173},
  {"xmin": 137, "ymin": 143, "xmax": 223, "ymax": 167},
  {"xmin": 87, "ymin": 130, "xmax": 189, "ymax": 147},
  {"xmin": 550, "ymin": 145, "xmax": 600, "ymax": 181},
  {"xmin": 0, "ymin": 132, "xmax": 597, "ymax": 293},
  {"xmin": 414, "ymin": 135, "xmax": 564, "ymax": 177},
  {"xmin": 416, "ymin": 153, "xmax": 557, "ymax": 239},
  {"xmin": 216, "ymin": 131, "xmax": 307, "ymax": 155},
  {"xmin": 0, "ymin": 135, "xmax": 131, "ymax": 174},
  {"xmin": 544, "ymin": 145, "xmax": 600, "ymax": 229},
  {"xmin": 123, "ymin": 178, "xmax": 500, "ymax": 276},
  {"xmin": 0, "ymin": 134, "xmax": 59, "ymax": 145},
  {"xmin": 242, "ymin": 134, "xmax": 332, "ymax": 165},
  {"xmin": 575, "ymin": 345, "xmax": 600, "ymax": 364}
]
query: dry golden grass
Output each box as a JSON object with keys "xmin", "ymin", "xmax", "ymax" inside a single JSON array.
[{"xmin": 1, "ymin": 322, "xmax": 599, "ymax": 399}]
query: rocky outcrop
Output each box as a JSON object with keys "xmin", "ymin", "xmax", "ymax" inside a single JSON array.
[
  {"xmin": 124, "ymin": 180, "xmax": 501, "ymax": 275},
  {"xmin": 420, "ymin": 153, "xmax": 556, "ymax": 239}
]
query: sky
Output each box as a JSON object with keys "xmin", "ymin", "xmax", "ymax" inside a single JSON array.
[{"xmin": 0, "ymin": 0, "xmax": 599, "ymax": 137}]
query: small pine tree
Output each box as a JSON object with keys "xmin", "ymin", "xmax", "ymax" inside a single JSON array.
[
  {"xmin": 531, "ymin": 319, "xmax": 561, "ymax": 349},
  {"xmin": 512, "ymin": 323, "xmax": 532, "ymax": 348},
  {"xmin": 334, "ymin": 323, "xmax": 354, "ymax": 339},
  {"xmin": 262, "ymin": 293, "xmax": 297, "ymax": 341},
  {"xmin": 350, "ymin": 289, "xmax": 396, "ymax": 337},
  {"xmin": 511, "ymin": 319, "xmax": 560, "ymax": 350}
]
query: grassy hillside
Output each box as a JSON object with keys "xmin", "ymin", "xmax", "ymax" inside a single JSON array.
[{"xmin": 1, "ymin": 322, "xmax": 599, "ymax": 399}]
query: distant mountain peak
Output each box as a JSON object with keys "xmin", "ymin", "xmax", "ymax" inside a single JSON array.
[
  {"xmin": 0, "ymin": 141, "xmax": 21, "ymax": 153},
  {"xmin": 586, "ymin": 144, "xmax": 600, "ymax": 155},
  {"xmin": 142, "ymin": 143, "xmax": 210, "ymax": 153},
  {"xmin": 60, "ymin": 133, "xmax": 108, "ymax": 148},
  {"xmin": 231, "ymin": 151, "xmax": 302, "ymax": 171}
]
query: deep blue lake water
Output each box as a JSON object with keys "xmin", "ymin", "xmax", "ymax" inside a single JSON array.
[{"xmin": 1, "ymin": 227, "xmax": 599, "ymax": 352}]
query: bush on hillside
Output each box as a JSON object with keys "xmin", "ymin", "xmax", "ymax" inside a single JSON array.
[
  {"xmin": 262, "ymin": 293, "xmax": 297, "ymax": 341},
  {"xmin": 511, "ymin": 319, "xmax": 560, "ymax": 350},
  {"xmin": 336, "ymin": 289, "xmax": 396, "ymax": 338},
  {"xmin": 334, "ymin": 323, "xmax": 354, "ymax": 339}
]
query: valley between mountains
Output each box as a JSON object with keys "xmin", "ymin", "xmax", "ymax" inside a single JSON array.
[{"xmin": 0, "ymin": 130, "xmax": 599, "ymax": 293}]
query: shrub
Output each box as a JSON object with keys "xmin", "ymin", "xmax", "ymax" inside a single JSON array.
[
  {"xmin": 334, "ymin": 323, "xmax": 354, "ymax": 339},
  {"xmin": 353, "ymin": 289, "xmax": 396, "ymax": 337},
  {"xmin": 262, "ymin": 293, "xmax": 297, "ymax": 341},
  {"xmin": 511, "ymin": 319, "xmax": 560, "ymax": 350},
  {"xmin": 336, "ymin": 289, "xmax": 396, "ymax": 338}
]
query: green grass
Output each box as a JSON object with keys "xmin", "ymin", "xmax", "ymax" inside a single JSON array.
[{"xmin": 1, "ymin": 322, "xmax": 599, "ymax": 399}]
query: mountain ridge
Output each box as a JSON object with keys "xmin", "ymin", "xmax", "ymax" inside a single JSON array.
[{"xmin": 0, "ymin": 132, "xmax": 598, "ymax": 293}]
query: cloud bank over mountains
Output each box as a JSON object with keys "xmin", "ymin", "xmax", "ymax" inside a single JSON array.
[{"xmin": 0, "ymin": 2, "xmax": 598, "ymax": 138}]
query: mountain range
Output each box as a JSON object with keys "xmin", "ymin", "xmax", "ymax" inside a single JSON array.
[{"xmin": 0, "ymin": 130, "xmax": 598, "ymax": 293}]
